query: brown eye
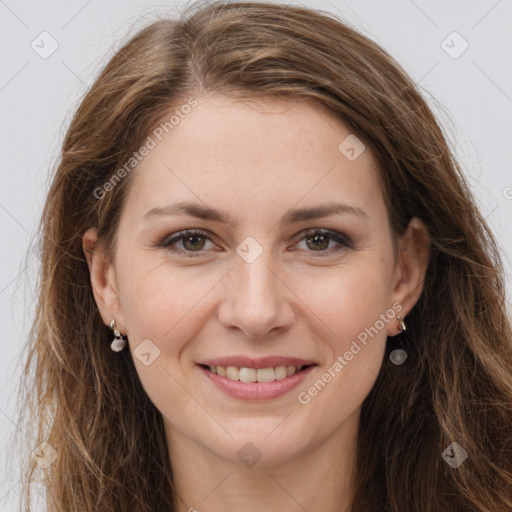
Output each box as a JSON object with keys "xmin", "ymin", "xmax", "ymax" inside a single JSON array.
[
  {"xmin": 181, "ymin": 234, "xmax": 206, "ymax": 251},
  {"xmin": 295, "ymin": 228, "xmax": 352, "ymax": 255},
  {"xmin": 305, "ymin": 233, "xmax": 330, "ymax": 251},
  {"xmin": 161, "ymin": 229, "xmax": 215, "ymax": 255}
]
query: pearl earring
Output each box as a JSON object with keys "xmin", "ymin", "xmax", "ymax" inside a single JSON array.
[
  {"xmin": 110, "ymin": 319, "xmax": 127, "ymax": 352},
  {"xmin": 389, "ymin": 315, "xmax": 407, "ymax": 365}
]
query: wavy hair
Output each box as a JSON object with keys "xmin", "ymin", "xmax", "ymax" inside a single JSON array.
[{"xmin": 16, "ymin": 1, "xmax": 512, "ymax": 510}]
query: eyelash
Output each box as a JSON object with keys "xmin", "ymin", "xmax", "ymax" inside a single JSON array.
[{"xmin": 158, "ymin": 228, "xmax": 353, "ymax": 257}]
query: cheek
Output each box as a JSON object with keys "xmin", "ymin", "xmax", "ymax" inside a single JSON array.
[
  {"xmin": 293, "ymin": 267, "xmax": 391, "ymax": 434},
  {"xmin": 290, "ymin": 257, "xmax": 393, "ymax": 412},
  {"xmin": 293, "ymin": 256, "xmax": 394, "ymax": 342},
  {"xmin": 117, "ymin": 259, "xmax": 219, "ymax": 350},
  {"xmin": 115, "ymin": 261, "xmax": 211, "ymax": 418}
]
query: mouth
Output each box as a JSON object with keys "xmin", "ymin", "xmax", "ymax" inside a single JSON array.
[
  {"xmin": 197, "ymin": 363, "xmax": 315, "ymax": 383},
  {"xmin": 196, "ymin": 362, "xmax": 318, "ymax": 401}
]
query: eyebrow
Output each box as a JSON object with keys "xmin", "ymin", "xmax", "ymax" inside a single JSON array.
[{"xmin": 143, "ymin": 200, "xmax": 368, "ymax": 227}]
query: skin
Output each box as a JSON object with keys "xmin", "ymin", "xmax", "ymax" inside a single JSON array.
[{"xmin": 83, "ymin": 94, "xmax": 430, "ymax": 512}]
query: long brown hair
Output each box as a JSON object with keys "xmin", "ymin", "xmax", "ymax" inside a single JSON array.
[{"xmin": 16, "ymin": 1, "xmax": 512, "ymax": 510}]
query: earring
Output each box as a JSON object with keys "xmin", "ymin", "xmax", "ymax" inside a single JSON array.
[
  {"xmin": 110, "ymin": 319, "xmax": 127, "ymax": 352},
  {"xmin": 389, "ymin": 315, "xmax": 407, "ymax": 365},
  {"xmin": 397, "ymin": 315, "xmax": 406, "ymax": 333}
]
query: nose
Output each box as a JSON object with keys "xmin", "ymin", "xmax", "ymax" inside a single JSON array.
[{"xmin": 217, "ymin": 244, "xmax": 295, "ymax": 340}]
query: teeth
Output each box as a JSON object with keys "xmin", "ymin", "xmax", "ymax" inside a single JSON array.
[
  {"xmin": 239, "ymin": 367, "xmax": 257, "ymax": 383},
  {"xmin": 226, "ymin": 366, "xmax": 239, "ymax": 380},
  {"xmin": 256, "ymin": 367, "xmax": 275, "ymax": 382},
  {"xmin": 207, "ymin": 364, "xmax": 305, "ymax": 382},
  {"xmin": 274, "ymin": 365, "xmax": 287, "ymax": 380}
]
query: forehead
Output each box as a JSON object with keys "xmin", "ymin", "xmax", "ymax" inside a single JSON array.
[{"xmin": 124, "ymin": 95, "xmax": 383, "ymax": 223}]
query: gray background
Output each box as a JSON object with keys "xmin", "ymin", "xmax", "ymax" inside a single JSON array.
[{"xmin": 1, "ymin": 0, "xmax": 511, "ymax": 508}]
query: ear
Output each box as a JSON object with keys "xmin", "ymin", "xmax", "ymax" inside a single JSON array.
[
  {"xmin": 387, "ymin": 216, "xmax": 431, "ymax": 336},
  {"xmin": 82, "ymin": 227, "xmax": 127, "ymax": 334}
]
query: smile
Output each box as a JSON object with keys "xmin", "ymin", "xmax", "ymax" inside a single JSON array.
[
  {"xmin": 204, "ymin": 364, "xmax": 306, "ymax": 382},
  {"xmin": 197, "ymin": 363, "xmax": 317, "ymax": 401}
]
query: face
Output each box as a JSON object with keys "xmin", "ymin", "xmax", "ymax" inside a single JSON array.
[{"xmin": 85, "ymin": 94, "xmax": 429, "ymax": 468}]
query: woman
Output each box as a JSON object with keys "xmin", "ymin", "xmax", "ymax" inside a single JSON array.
[{"xmin": 18, "ymin": 1, "xmax": 512, "ymax": 510}]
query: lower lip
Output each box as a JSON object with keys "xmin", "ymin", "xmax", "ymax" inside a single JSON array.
[{"xmin": 198, "ymin": 365, "xmax": 317, "ymax": 401}]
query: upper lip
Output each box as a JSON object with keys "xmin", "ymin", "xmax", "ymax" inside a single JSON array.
[{"xmin": 198, "ymin": 356, "xmax": 317, "ymax": 369}]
